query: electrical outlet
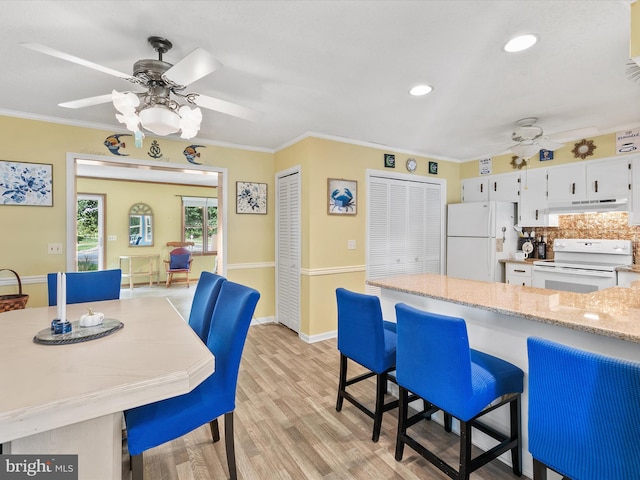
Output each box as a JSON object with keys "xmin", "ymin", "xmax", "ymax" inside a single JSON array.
[
  {"xmin": 348, "ymin": 240, "xmax": 356, "ymax": 250},
  {"xmin": 48, "ymin": 243, "xmax": 63, "ymax": 255}
]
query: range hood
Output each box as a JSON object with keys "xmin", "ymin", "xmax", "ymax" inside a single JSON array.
[{"xmin": 547, "ymin": 197, "xmax": 629, "ymax": 214}]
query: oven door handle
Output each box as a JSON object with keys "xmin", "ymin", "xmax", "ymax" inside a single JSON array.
[{"xmin": 533, "ymin": 266, "xmax": 615, "ymax": 278}]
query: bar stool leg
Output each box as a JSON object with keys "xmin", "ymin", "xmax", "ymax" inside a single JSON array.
[
  {"xmin": 533, "ymin": 458, "xmax": 548, "ymax": 480},
  {"xmin": 372, "ymin": 372, "xmax": 386, "ymax": 442},
  {"xmin": 510, "ymin": 396, "xmax": 522, "ymax": 476},
  {"xmin": 395, "ymin": 386, "xmax": 408, "ymax": 461},
  {"xmin": 336, "ymin": 354, "xmax": 347, "ymax": 411},
  {"xmin": 458, "ymin": 420, "xmax": 472, "ymax": 480}
]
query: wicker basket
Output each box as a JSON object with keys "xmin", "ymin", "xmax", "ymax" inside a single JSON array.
[{"xmin": 0, "ymin": 269, "xmax": 29, "ymax": 313}]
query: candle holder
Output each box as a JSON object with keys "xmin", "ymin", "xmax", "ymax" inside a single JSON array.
[{"xmin": 51, "ymin": 319, "xmax": 72, "ymax": 335}]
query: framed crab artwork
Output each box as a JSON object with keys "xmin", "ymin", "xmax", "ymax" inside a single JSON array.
[{"xmin": 327, "ymin": 178, "xmax": 357, "ymax": 215}]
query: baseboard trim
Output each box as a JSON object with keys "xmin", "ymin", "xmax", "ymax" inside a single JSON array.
[{"xmin": 299, "ymin": 330, "xmax": 337, "ymax": 344}]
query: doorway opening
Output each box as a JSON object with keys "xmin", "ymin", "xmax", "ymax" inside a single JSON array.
[
  {"xmin": 77, "ymin": 193, "xmax": 105, "ymax": 271},
  {"xmin": 65, "ymin": 153, "xmax": 227, "ymax": 279}
]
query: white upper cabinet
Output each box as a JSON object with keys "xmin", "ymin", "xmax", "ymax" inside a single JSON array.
[
  {"xmin": 519, "ymin": 169, "xmax": 558, "ymax": 227},
  {"xmin": 461, "ymin": 177, "xmax": 489, "ymax": 202},
  {"xmin": 489, "ymin": 172, "xmax": 521, "ymax": 202},
  {"xmin": 629, "ymin": 157, "xmax": 640, "ymax": 225},
  {"xmin": 462, "ymin": 172, "xmax": 520, "ymax": 203},
  {"xmin": 547, "ymin": 163, "xmax": 587, "ymax": 203},
  {"xmin": 547, "ymin": 158, "xmax": 630, "ymax": 203},
  {"xmin": 586, "ymin": 158, "xmax": 630, "ymax": 199}
]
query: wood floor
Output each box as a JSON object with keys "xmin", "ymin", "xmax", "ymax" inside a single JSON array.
[{"xmin": 122, "ymin": 317, "xmax": 527, "ymax": 480}]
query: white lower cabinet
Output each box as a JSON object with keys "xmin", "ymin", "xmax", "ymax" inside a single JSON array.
[
  {"xmin": 617, "ymin": 270, "xmax": 640, "ymax": 288},
  {"xmin": 505, "ymin": 262, "xmax": 532, "ymax": 286}
]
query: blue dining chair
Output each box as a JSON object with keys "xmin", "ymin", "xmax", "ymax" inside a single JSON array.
[
  {"xmin": 188, "ymin": 272, "xmax": 226, "ymax": 342},
  {"xmin": 124, "ymin": 281, "xmax": 260, "ymax": 480},
  {"xmin": 335, "ymin": 288, "xmax": 398, "ymax": 442},
  {"xmin": 394, "ymin": 303, "xmax": 523, "ymax": 480},
  {"xmin": 47, "ymin": 269, "xmax": 122, "ymax": 306},
  {"xmin": 527, "ymin": 337, "xmax": 640, "ymax": 480}
]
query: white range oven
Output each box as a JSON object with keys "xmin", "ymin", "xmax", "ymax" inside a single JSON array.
[{"xmin": 532, "ymin": 238, "xmax": 633, "ymax": 293}]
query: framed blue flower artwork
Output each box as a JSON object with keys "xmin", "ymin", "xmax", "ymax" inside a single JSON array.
[
  {"xmin": 0, "ymin": 160, "xmax": 53, "ymax": 206},
  {"xmin": 236, "ymin": 181, "xmax": 267, "ymax": 214}
]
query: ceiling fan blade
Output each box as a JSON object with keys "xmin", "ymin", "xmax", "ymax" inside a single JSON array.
[
  {"xmin": 20, "ymin": 42, "xmax": 134, "ymax": 81},
  {"xmin": 538, "ymin": 138, "xmax": 565, "ymax": 151},
  {"xmin": 548, "ymin": 126, "xmax": 598, "ymax": 143},
  {"xmin": 164, "ymin": 48, "xmax": 222, "ymax": 87},
  {"xmin": 59, "ymin": 94, "xmax": 114, "ymax": 109},
  {"xmin": 192, "ymin": 94, "xmax": 258, "ymax": 121}
]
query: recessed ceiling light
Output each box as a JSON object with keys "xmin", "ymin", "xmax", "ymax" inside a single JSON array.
[
  {"xmin": 504, "ymin": 34, "xmax": 538, "ymax": 53},
  {"xmin": 409, "ymin": 84, "xmax": 433, "ymax": 96}
]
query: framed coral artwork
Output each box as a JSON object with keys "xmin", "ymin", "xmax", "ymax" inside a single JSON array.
[
  {"xmin": 327, "ymin": 178, "xmax": 357, "ymax": 215},
  {"xmin": 236, "ymin": 181, "xmax": 267, "ymax": 214},
  {"xmin": 0, "ymin": 160, "xmax": 53, "ymax": 206}
]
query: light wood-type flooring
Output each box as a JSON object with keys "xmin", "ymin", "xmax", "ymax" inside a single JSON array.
[{"xmin": 120, "ymin": 286, "xmax": 526, "ymax": 480}]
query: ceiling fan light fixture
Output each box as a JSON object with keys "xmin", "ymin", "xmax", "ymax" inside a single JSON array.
[
  {"xmin": 112, "ymin": 90, "xmax": 139, "ymax": 114},
  {"xmin": 511, "ymin": 143, "xmax": 540, "ymax": 160},
  {"xmin": 178, "ymin": 105, "xmax": 202, "ymax": 139},
  {"xmin": 504, "ymin": 34, "xmax": 538, "ymax": 53},
  {"xmin": 139, "ymin": 105, "xmax": 182, "ymax": 136}
]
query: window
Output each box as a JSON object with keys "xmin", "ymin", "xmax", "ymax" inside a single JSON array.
[{"xmin": 182, "ymin": 197, "xmax": 218, "ymax": 254}]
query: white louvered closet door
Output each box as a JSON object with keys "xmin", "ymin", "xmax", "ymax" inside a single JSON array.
[
  {"xmin": 276, "ymin": 170, "xmax": 301, "ymax": 332},
  {"xmin": 367, "ymin": 175, "xmax": 443, "ymax": 295}
]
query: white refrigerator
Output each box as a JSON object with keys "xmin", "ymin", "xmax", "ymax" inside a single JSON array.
[{"xmin": 446, "ymin": 201, "xmax": 517, "ymax": 282}]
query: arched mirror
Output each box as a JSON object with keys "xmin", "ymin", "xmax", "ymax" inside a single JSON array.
[{"xmin": 129, "ymin": 203, "xmax": 153, "ymax": 246}]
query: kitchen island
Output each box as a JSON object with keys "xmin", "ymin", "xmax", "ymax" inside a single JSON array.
[{"xmin": 367, "ymin": 274, "xmax": 640, "ymax": 480}]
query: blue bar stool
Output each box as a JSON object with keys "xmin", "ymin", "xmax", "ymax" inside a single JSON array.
[
  {"xmin": 335, "ymin": 288, "xmax": 398, "ymax": 442},
  {"xmin": 528, "ymin": 337, "xmax": 640, "ymax": 480},
  {"xmin": 394, "ymin": 303, "xmax": 523, "ymax": 480}
]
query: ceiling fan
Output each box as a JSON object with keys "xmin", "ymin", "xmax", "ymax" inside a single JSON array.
[
  {"xmin": 505, "ymin": 117, "xmax": 599, "ymax": 169},
  {"xmin": 509, "ymin": 117, "xmax": 564, "ymax": 165},
  {"xmin": 20, "ymin": 36, "xmax": 256, "ymax": 139}
]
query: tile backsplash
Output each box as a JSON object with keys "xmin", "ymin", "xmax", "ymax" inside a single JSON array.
[{"xmin": 522, "ymin": 212, "xmax": 640, "ymax": 263}]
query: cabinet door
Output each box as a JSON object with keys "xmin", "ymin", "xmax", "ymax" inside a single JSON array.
[
  {"xmin": 462, "ymin": 177, "xmax": 489, "ymax": 202},
  {"xmin": 519, "ymin": 169, "xmax": 557, "ymax": 227},
  {"xmin": 630, "ymin": 158, "xmax": 640, "ymax": 225},
  {"xmin": 547, "ymin": 163, "xmax": 586, "ymax": 203},
  {"xmin": 586, "ymin": 158, "xmax": 630, "ymax": 199},
  {"xmin": 618, "ymin": 270, "xmax": 640, "ymax": 288},
  {"xmin": 490, "ymin": 172, "xmax": 520, "ymax": 202}
]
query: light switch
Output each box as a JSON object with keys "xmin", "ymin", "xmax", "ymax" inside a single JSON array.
[
  {"xmin": 108, "ymin": 235, "xmax": 117, "ymax": 241},
  {"xmin": 348, "ymin": 240, "xmax": 356, "ymax": 250}
]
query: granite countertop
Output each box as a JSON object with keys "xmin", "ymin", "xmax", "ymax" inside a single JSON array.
[
  {"xmin": 617, "ymin": 264, "xmax": 640, "ymax": 273},
  {"xmin": 367, "ymin": 274, "xmax": 640, "ymax": 344},
  {"xmin": 499, "ymin": 258, "xmax": 538, "ymax": 265}
]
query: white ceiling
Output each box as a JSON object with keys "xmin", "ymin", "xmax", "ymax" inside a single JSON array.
[{"xmin": 3, "ymin": 0, "xmax": 640, "ymax": 162}]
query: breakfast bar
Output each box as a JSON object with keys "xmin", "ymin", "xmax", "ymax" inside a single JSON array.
[{"xmin": 367, "ymin": 273, "xmax": 640, "ymax": 480}]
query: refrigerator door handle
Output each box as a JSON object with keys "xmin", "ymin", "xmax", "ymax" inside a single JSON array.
[{"xmin": 488, "ymin": 205, "xmax": 494, "ymax": 277}]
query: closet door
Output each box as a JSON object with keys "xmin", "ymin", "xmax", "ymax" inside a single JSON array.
[
  {"xmin": 276, "ymin": 169, "xmax": 301, "ymax": 332},
  {"xmin": 367, "ymin": 175, "xmax": 443, "ymax": 294}
]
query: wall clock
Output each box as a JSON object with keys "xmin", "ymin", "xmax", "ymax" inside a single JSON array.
[
  {"xmin": 406, "ymin": 158, "xmax": 417, "ymax": 172},
  {"xmin": 572, "ymin": 139, "xmax": 597, "ymax": 159}
]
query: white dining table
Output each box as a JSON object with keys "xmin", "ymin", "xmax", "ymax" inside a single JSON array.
[{"xmin": 0, "ymin": 297, "xmax": 214, "ymax": 480}]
